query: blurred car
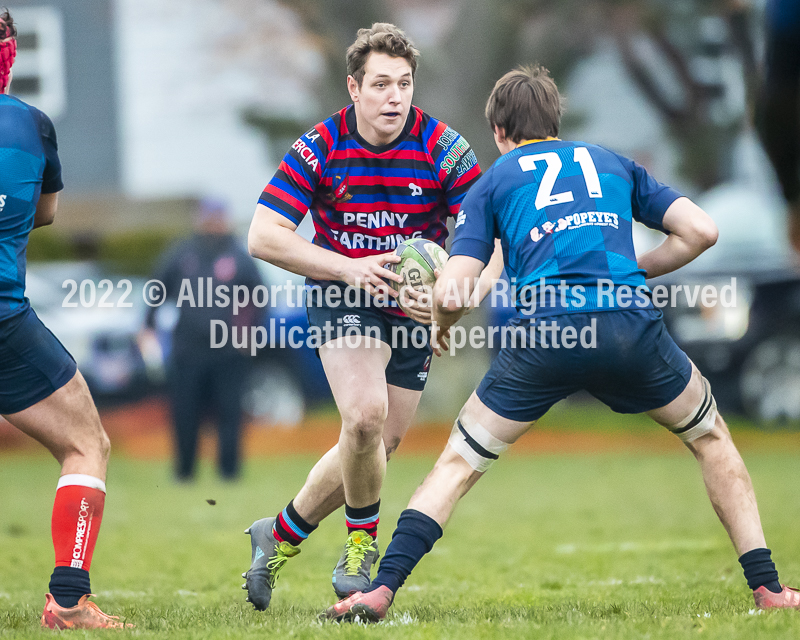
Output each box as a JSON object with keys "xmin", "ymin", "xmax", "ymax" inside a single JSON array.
[
  {"xmin": 25, "ymin": 261, "xmax": 152, "ymax": 404},
  {"xmin": 651, "ymin": 184, "xmax": 800, "ymax": 424},
  {"xmin": 147, "ymin": 256, "xmax": 332, "ymax": 426},
  {"xmin": 25, "ymin": 252, "xmax": 334, "ymax": 423}
]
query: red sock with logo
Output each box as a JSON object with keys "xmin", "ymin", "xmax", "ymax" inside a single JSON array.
[{"xmin": 49, "ymin": 475, "xmax": 106, "ymax": 607}]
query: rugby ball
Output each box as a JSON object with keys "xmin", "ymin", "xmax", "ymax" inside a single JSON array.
[{"xmin": 388, "ymin": 239, "xmax": 448, "ymax": 311}]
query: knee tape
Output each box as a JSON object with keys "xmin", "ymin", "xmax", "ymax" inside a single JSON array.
[
  {"xmin": 448, "ymin": 418, "xmax": 509, "ymax": 472},
  {"xmin": 669, "ymin": 377, "xmax": 718, "ymax": 443}
]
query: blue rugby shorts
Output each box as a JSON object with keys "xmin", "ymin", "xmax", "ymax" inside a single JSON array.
[
  {"xmin": 0, "ymin": 306, "xmax": 77, "ymax": 414},
  {"xmin": 306, "ymin": 285, "xmax": 432, "ymax": 391},
  {"xmin": 477, "ymin": 308, "xmax": 692, "ymax": 422}
]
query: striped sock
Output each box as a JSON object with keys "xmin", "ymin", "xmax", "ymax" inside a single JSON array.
[
  {"xmin": 272, "ymin": 500, "xmax": 316, "ymax": 546},
  {"xmin": 345, "ymin": 500, "xmax": 380, "ymax": 539}
]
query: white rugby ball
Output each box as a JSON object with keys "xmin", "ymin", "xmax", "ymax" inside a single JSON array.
[{"xmin": 388, "ymin": 239, "xmax": 448, "ymax": 312}]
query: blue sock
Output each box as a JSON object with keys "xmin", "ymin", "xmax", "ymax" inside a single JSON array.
[
  {"xmin": 739, "ymin": 548, "xmax": 782, "ymax": 594},
  {"xmin": 367, "ymin": 509, "xmax": 443, "ymax": 594},
  {"xmin": 49, "ymin": 567, "xmax": 91, "ymax": 608}
]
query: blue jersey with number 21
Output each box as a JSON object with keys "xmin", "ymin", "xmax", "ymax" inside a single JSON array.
[{"xmin": 451, "ymin": 139, "xmax": 683, "ymax": 316}]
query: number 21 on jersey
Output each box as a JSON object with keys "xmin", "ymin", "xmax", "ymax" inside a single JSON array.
[{"xmin": 518, "ymin": 147, "xmax": 602, "ymax": 210}]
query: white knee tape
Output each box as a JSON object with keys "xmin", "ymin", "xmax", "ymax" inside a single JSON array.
[
  {"xmin": 670, "ymin": 377, "xmax": 718, "ymax": 443},
  {"xmin": 448, "ymin": 419, "xmax": 509, "ymax": 472}
]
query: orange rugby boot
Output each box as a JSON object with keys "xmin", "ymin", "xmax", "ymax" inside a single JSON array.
[
  {"xmin": 321, "ymin": 585, "xmax": 394, "ymax": 623},
  {"xmin": 41, "ymin": 593, "xmax": 134, "ymax": 629},
  {"xmin": 753, "ymin": 584, "xmax": 800, "ymax": 609}
]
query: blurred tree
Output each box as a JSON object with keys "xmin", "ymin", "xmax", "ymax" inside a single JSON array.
[
  {"xmin": 238, "ymin": 0, "xmax": 757, "ymax": 191},
  {"xmin": 609, "ymin": 0, "xmax": 757, "ymax": 188}
]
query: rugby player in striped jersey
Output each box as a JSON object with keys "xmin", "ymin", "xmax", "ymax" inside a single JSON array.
[{"xmin": 243, "ymin": 22, "xmax": 502, "ymax": 609}]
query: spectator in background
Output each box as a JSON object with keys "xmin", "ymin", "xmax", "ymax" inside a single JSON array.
[
  {"xmin": 142, "ymin": 199, "xmax": 263, "ymax": 481},
  {"xmin": 756, "ymin": 0, "xmax": 800, "ymax": 251}
]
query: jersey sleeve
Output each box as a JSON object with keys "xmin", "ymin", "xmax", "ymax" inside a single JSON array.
[
  {"xmin": 258, "ymin": 124, "xmax": 329, "ymax": 225},
  {"xmin": 32, "ymin": 107, "xmax": 63, "ymax": 194},
  {"xmin": 615, "ymin": 154, "xmax": 683, "ymax": 233},
  {"xmin": 449, "ymin": 171, "xmax": 496, "ymax": 265},
  {"xmin": 427, "ymin": 123, "xmax": 482, "ymax": 216}
]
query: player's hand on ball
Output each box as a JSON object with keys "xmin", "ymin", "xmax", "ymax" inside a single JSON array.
[
  {"xmin": 344, "ymin": 252, "xmax": 401, "ymax": 299},
  {"xmin": 399, "ymin": 285, "xmax": 434, "ymax": 324}
]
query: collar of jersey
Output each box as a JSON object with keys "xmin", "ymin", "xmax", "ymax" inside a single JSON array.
[
  {"xmin": 516, "ymin": 137, "xmax": 559, "ymax": 147},
  {"xmin": 346, "ymin": 104, "xmax": 416, "ymax": 154}
]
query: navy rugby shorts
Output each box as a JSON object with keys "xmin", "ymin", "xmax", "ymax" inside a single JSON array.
[
  {"xmin": 0, "ymin": 306, "xmax": 77, "ymax": 414},
  {"xmin": 306, "ymin": 286, "xmax": 432, "ymax": 391},
  {"xmin": 477, "ymin": 308, "xmax": 692, "ymax": 422}
]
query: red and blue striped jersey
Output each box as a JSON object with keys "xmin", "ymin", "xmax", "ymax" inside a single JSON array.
[{"xmin": 259, "ymin": 104, "xmax": 481, "ymax": 271}]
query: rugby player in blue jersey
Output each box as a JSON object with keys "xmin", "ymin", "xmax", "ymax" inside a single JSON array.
[
  {"xmin": 0, "ymin": 10, "xmax": 130, "ymax": 629},
  {"xmin": 325, "ymin": 65, "xmax": 800, "ymax": 621},
  {"xmin": 244, "ymin": 22, "xmax": 502, "ymax": 609}
]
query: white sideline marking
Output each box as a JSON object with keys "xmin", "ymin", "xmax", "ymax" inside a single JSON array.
[{"xmin": 556, "ymin": 539, "xmax": 721, "ymax": 555}]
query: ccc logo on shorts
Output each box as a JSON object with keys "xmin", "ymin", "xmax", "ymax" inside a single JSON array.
[{"xmin": 342, "ymin": 314, "xmax": 361, "ymax": 327}]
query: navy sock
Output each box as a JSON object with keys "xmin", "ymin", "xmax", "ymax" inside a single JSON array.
[
  {"xmin": 367, "ymin": 509, "xmax": 443, "ymax": 594},
  {"xmin": 49, "ymin": 567, "xmax": 91, "ymax": 608},
  {"xmin": 739, "ymin": 548, "xmax": 782, "ymax": 594}
]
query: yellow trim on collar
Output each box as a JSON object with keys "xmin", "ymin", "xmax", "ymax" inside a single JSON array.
[{"xmin": 516, "ymin": 137, "xmax": 559, "ymax": 147}]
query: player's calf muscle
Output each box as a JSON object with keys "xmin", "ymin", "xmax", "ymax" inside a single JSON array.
[{"xmin": 409, "ymin": 447, "xmax": 480, "ymax": 525}]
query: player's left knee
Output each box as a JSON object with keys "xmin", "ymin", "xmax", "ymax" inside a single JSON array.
[
  {"xmin": 666, "ymin": 376, "xmax": 719, "ymax": 444},
  {"xmin": 447, "ymin": 411, "xmax": 509, "ymax": 473}
]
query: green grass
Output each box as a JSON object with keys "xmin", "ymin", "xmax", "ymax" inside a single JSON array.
[{"xmin": 1, "ymin": 448, "xmax": 799, "ymax": 638}]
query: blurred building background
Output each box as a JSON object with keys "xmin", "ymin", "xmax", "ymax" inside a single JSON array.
[{"xmin": 6, "ymin": 0, "xmax": 800, "ymax": 429}]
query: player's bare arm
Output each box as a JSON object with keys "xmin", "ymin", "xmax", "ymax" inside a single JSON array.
[
  {"xmin": 32, "ymin": 191, "xmax": 58, "ymax": 228},
  {"xmin": 432, "ymin": 254, "xmax": 484, "ymax": 343},
  {"xmin": 636, "ymin": 197, "xmax": 718, "ymax": 278},
  {"xmin": 248, "ymin": 203, "xmax": 402, "ymax": 298},
  {"xmin": 469, "ymin": 239, "xmax": 504, "ymax": 309}
]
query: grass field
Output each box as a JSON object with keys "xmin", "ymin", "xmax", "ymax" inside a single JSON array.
[{"xmin": 2, "ymin": 425, "xmax": 800, "ymax": 638}]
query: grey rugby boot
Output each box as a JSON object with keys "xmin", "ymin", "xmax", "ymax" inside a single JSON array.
[
  {"xmin": 331, "ymin": 530, "xmax": 380, "ymax": 599},
  {"xmin": 242, "ymin": 517, "xmax": 300, "ymax": 610}
]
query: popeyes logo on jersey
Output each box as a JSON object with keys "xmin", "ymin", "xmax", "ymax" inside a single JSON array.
[
  {"xmin": 292, "ymin": 138, "xmax": 319, "ymax": 171},
  {"xmin": 529, "ymin": 211, "xmax": 620, "ymax": 243}
]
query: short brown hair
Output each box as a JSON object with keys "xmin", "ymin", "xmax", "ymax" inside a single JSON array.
[
  {"xmin": 346, "ymin": 23, "xmax": 419, "ymax": 87},
  {"xmin": 485, "ymin": 65, "xmax": 563, "ymax": 143},
  {"xmin": 0, "ymin": 8, "xmax": 17, "ymax": 40}
]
